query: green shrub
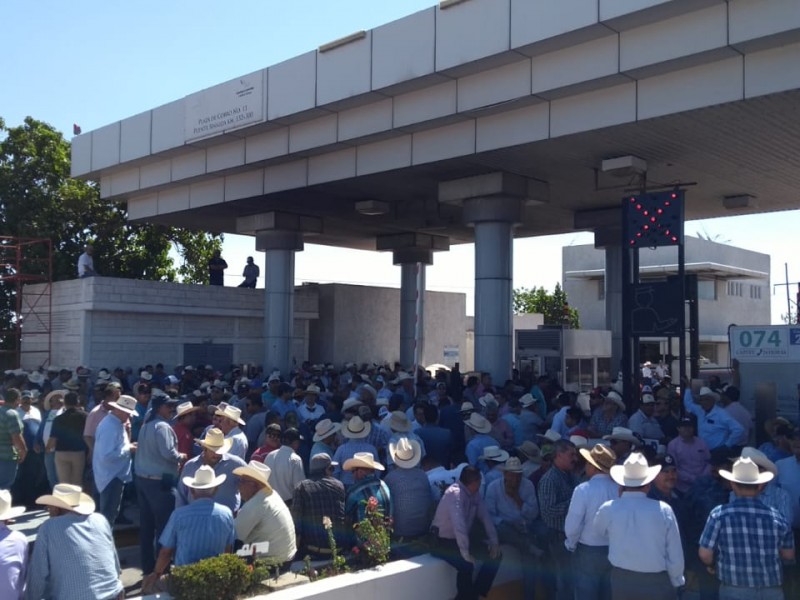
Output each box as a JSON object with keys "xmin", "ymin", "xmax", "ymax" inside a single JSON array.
[{"xmin": 169, "ymin": 553, "xmax": 262, "ymax": 600}]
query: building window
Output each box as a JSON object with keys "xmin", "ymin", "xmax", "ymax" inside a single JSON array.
[
  {"xmin": 598, "ymin": 278, "xmax": 605, "ymax": 300},
  {"xmin": 697, "ymin": 279, "xmax": 716, "ymax": 301},
  {"xmin": 749, "ymin": 285, "xmax": 762, "ymax": 300},
  {"xmin": 727, "ymin": 281, "xmax": 743, "ymax": 297}
]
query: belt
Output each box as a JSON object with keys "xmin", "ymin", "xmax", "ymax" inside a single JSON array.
[
  {"xmin": 137, "ymin": 474, "xmax": 163, "ymax": 481},
  {"xmin": 305, "ymin": 545, "xmax": 332, "ymax": 555}
]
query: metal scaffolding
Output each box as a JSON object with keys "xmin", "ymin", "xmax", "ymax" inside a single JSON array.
[{"xmin": 0, "ymin": 236, "xmax": 53, "ymax": 370}]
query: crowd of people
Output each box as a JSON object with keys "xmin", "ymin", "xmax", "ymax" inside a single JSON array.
[{"xmin": 0, "ymin": 360, "xmax": 798, "ymax": 599}]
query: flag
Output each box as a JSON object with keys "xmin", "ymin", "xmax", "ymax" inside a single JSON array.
[{"xmin": 73, "ymin": 123, "xmax": 82, "ymax": 135}]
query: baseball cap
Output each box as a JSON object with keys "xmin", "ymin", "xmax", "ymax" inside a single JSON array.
[
  {"xmin": 653, "ymin": 454, "xmax": 676, "ymax": 469},
  {"xmin": 309, "ymin": 452, "xmax": 338, "ymax": 474}
]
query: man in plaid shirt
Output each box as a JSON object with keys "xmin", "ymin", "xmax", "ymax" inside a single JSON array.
[{"xmin": 699, "ymin": 456, "xmax": 795, "ymax": 599}]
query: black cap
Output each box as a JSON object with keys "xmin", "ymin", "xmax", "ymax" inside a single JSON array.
[
  {"xmin": 653, "ymin": 454, "xmax": 676, "ymax": 469},
  {"xmin": 678, "ymin": 416, "xmax": 694, "ymax": 427},
  {"xmin": 152, "ymin": 394, "xmax": 180, "ymax": 413}
]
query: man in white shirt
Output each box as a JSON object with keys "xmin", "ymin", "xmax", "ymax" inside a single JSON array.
[
  {"xmin": 594, "ymin": 453, "xmax": 685, "ymax": 600},
  {"xmin": 564, "ymin": 444, "xmax": 619, "ymax": 600},
  {"xmin": 263, "ymin": 428, "xmax": 305, "ymax": 505},
  {"xmin": 77, "ymin": 244, "xmax": 95, "ymax": 278}
]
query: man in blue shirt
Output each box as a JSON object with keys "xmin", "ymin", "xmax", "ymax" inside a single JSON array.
[
  {"xmin": 93, "ymin": 394, "xmax": 137, "ymax": 526},
  {"xmin": 178, "ymin": 428, "xmax": 246, "ymax": 512},
  {"xmin": 143, "ymin": 465, "xmax": 235, "ymax": 594},
  {"xmin": 683, "ymin": 386, "xmax": 744, "ymax": 453},
  {"xmin": 700, "ymin": 457, "xmax": 794, "ymax": 598}
]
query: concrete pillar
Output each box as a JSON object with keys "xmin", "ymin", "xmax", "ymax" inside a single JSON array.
[
  {"xmin": 256, "ymin": 230, "xmax": 304, "ymax": 376},
  {"xmin": 440, "ymin": 172, "xmax": 531, "ymax": 383},
  {"xmin": 399, "ymin": 262, "xmax": 426, "ymax": 369},
  {"xmin": 605, "ymin": 244, "xmax": 624, "ymax": 376}
]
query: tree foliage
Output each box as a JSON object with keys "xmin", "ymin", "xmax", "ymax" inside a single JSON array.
[
  {"xmin": 0, "ymin": 117, "xmax": 223, "ymax": 354},
  {"xmin": 513, "ymin": 282, "xmax": 580, "ymax": 328}
]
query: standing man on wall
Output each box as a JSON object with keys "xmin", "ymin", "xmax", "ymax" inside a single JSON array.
[
  {"xmin": 77, "ymin": 244, "xmax": 95, "ymax": 278},
  {"xmin": 208, "ymin": 249, "xmax": 227, "ymax": 286}
]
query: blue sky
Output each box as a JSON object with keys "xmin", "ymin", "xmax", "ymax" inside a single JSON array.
[{"xmin": 2, "ymin": 0, "xmax": 797, "ymax": 324}]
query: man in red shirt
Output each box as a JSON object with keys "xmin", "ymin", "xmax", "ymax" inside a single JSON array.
[
  {"xmin": 172, "ymin": 401, "xmax": 201, "ymax": 459},
  {"xmin": 251, "ymin": 423, "xmax": 282, "ymax": 463}
]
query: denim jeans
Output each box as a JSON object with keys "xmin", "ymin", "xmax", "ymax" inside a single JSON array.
[
  {"xmin": 572, "ymin": 543, "xmax": 612, "ymax": 600},
  {"xmin": 719, "ymin": 584, "xmax": 783, "ymax": 600},
  {"xmin": 44, "ymin": 451, "xmax": 58, "ymax": 489},
  {"xmin": 98, "ymin": 477, "xmax": 125, "ymax": 526},
  {"xmin": 0, "ymin": 460, "xmax": 18, "ymax": 489},
  {"xmin": 136, "ymin": 476, "xmax": 176, "ymax": 575}
]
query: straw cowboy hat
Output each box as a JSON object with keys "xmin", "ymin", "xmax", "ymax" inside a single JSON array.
[
  {"xmin": 36, "ymin": 484, "xmax": 95, "ymax": 515},
  {"xmin": 233, "ymin": 460, "xmax": 273, "ymax": 491},
  {"xmin": 604, "ymin": 391, "xmax": 625, "ymax": 412},
  {"xmin": 480, "ymin": 446, "xmax": 510, "ymax": 463},
  {"xmin": 108, "ymin": 395, "xmax": 138, "ymax": 416},
  {"xmin": 175, "ymin": 401, "xmax": 201, "ymax": 419},
  {"xmin": 465, "ymin": 413, "xmax": 492, "ymax": 434},
  {"xmin": 389, "ymin": 437, "xmax": 422, "ymax": 469},
  {"xmin": 739, "ymin": 446, "xmax": 777, "ymax": 476},
  {"xmin": 603, "ymin": 427, "xmax": 640, "ymax": 446},
  {"xmin": 215, "ymin": 405, "xmax": 245, "ymax": 426},
  {"xmin": 341, "ymin": 415, "xmax": 371, "ymax": 439},
  {"xmin": 183, "ymin": 464, "xmax": 227, "ymax": 490},
  {"xmin": 580, "ymin": 444, "xmax": 617, "ymax": 473},
  {"xmin": 610, "ymin": 453, "xmax": 661, "ymax": 487},
  {"xmin": 313, "ymin": 419, "xmax": 341, "ymax": 442},
  {"xmin": 517, "ymin": 441, "xmax": 542, "ymax": 463},
  {"xmin": 343, "ymin": 452, "xmax": 385, "ymax": 471},
  {"xmin": 499, "ymin": 457, "xmax": 524, "ymax": 473},
  {"xmin": 719, "ymin": 457, "xmax": 774, "ymax": 485},
  {"xmin": 43, "ymin": 390, "xmax": 65, "ymax": 411},
  {"xmin": 388, "ymin": 411, "xmax": 412, "ymax": 433},
  {"xmin": 195, "ymin": 428, "xmax": 233, "ymax": 455},
  {"xmin": 0, "ymin": 489, "xmax": 25, "ymax": 521}
]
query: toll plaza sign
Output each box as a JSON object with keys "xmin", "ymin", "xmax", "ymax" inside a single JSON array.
[
  {"xmin": 729, "ymin": 325, "xmax": 800, "ymax": 362},
  {"xmin": 185, "ymin": 71, "xmax": 264, "ymax": 141}
]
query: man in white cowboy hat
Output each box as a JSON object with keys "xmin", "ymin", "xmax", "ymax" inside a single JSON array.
[
  {"xmin": 699, "ymin": 456, "xmax": 795, "ymax": 599},
  {"xmin": 233, "ymin": 460, "xmax": 297, "ymax": 563},
  {"xmin": 465, "ymin": 413, "xmax": 497, "ymax": 473},
  {"xmin": 93, "ymin": 394, "xmax": 137, "ymax": 526},
  {"xmin": 172, "ymin": 400, "xmax": 201, "ymax": 459},
  {"xmin": 589, "ymin": 390, "xmax": 629, "ymax": 439},
  {"xmin": 385, "ymin": 437, "xmax": 431, "ymax": 540},
  {"xmin": 480, "ymin": 445, "xmax": 510, "ymax": 490},
  {"xmin": 431, "ymin": 465, "xmax": 502, "ymax": 600},
  {"xmin": 26, "ymin": 484, "xmax": 124, "ymax": 600},
  {"xmin": 594, "ymin": 452, "xmax": 685, "ymax": 600},
  {"xmin": 386, "ymin": 410, "xmax": 427, "ymax": 469},
  {"xmin": 564, "ymin": 444, "xmax": 619, "ymax": 600},
  {"xmin": 603, "ymin": 427, "xmax": 641, "ymax": 465},
  {"xmin": 0, "ymin": 489, "xmax": 27, "ymax": 599},
  {"xmin": 310, "ymin": 418, "xmax": 340, "ymax": 459},
  {"xmin": 517, "ymin": 440, "xmax": 543, "ymax": 478},
  {"xmin": 539, "ymin": 438, "xmax": 579, "ymax": 600},
  {"xmin": 143, "ymin": 465, "xmax": 235, "ymax": 593},
  {"xmin": 292, "ymin": 453, "xmax": 346, "ymax": 558},
  {"xmin": 485, "ymin": 456, "xmax": 540, "ymax": 600},
  {"xmin": 519, "ymin": 392, "xmax": 545, "ymax": 441},
  {"xmin": 215, "ymin": 404, "xmax": 248, "ymax": 460},
  {"xmin": 263, "ymin": 428, "xmax": 305, "ymax": 504},
  {"xmin": 332, "ymin": 416, "xmax": 379, "ymax": 488},
  {"xmin": 628, "ymin": 393, "xmax": 665, "ymax": 442},
  {"xmin": 296, "ymin": 384, "xmax": 325, "ymax": 426},
  {"xmin": 683, "ymin": 384, "xmax": 744, "ymax": 452},
  {"xmin": 343, "ymin": 452, "xmax": 391, "ymax": 537},
  {"xmin": 178, "ymin": 428, "xmax": 246, "ymax": 513}
]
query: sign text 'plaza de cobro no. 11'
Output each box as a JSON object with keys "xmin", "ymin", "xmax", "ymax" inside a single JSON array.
[{"xmin": 184, "ymin": 71, "xmax": 265, "ymax": 141}]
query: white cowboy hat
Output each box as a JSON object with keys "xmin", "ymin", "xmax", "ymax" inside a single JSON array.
[
  {"xmin": 313, "ymin": 419, "xmax": 341, "ymax": 442},
  {"xmin": 519, "ymin": 393, "xmax": 536, "ymax": 408},
  {"xmin": 43, "ymin": 390, "xmax": 66, "ymax": 411},
  {"xmin": 465, "ymin": 413, "xmax": 492, "ymax": 434},
  {"xmin": 342, "ymin": 398, "xmax": 363, "ymax": 412},
  {"xmin": 388, "ymin": 411, "xmax": 412, "ymax": 433},
  {"xmin": 341, "ymin": 415, "xmax": 371, "ymax": 439},
  {"xmin": 0, "ymin": 489, "xmax": 25, "ymax": 521},
  {"xmin": 36, "ymin": 483, "xmax": 95, "ymax": 515},
  {"xmin": 480, "ymin": 446, "xmax": 510, "ymax": 463},
  {"xmin": 604, "ymin": 391, "xmax": 625, "ymax": 412},
  {"xmin": 175, "ymin": 401, "xmax": 201, "ymax": 419},
  {"xmin": 570, "ymin": 435, "xmax": 589, "ymax": 449},
  {"xmin": 479, "ymin": 393, "xmax": 498, "ymax": 408},
  {"xmin": 739, "ymin": 447, "xmax": 777, "ymax": 476},
  {"xmin": 96, "ymin": 369, "xmax": 111, "ymax": 382},
  {"xmin": 539, "ymin": 429, "xmax": 561, "ymax": 443},
  {"xmin": 343, "ymin": 451, "xmax": 385, "ymax": 471},
  {"xmin": 576, "ymin": 392, "xmax": 592, "ymax": 414},
  {"xmin": 233, "ymin": 460, "xmax": 273, "ymax": 491},
  {"xmin": 183, "ymin": 464, "xmax": 227, "ymax": 490},
  {"xmin": 499, "ymin": 457, "xmax": 524, "ymax": 472},
  {"xmin": 697, "ymin": 387, "xmax": 720, "ymax": 402},
  {"xmin": 460, "ymin": 401, "xmax": 475, "ymax": 413},
  {"xmin": 27, "ymin": 371, "xmax": 45, "ymax": 386},
  {"xmin": 603, "ymin": 427, "xmax": 640, "ymax": 446},
  {"xmin": 389, "ymin": 437, "xmax": 422, "ymax": 469},
  {"xmin": 215, "ymin": 405, "xmax": 245, "ymax": 426},
  {"xmin": 107, "ymin": 395, "xmax": 138, "ymax": 416},
  {"xmin": 139, "ymin": 371, "xmax": 153, "ymax": 381},
  {"xmin": 719, "ymin": 457, "xmax": 774, "ymax": 485},
  {"xmin": 392, "ymin": 372, "xmax": 414, "ymax": 384},
  {"xmin": 63, "ymin": 378, "xmax": 81, "ymax": 391},
  {"xmin": 610, "ymin": 453, "xmax": 661, "ymax": 487},
  {"xmin": 194, "ymin": 427, "xmax": 233, "ymax": 455},
  {"xmin": 305, "ymin": 384, "xmax": 321, "ymax": 395}
]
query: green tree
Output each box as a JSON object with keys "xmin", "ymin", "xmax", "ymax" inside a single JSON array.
[
  {"xmin": 0, "ymin": 117, "xmax": 222, "ymax": 356},
  {"xmin": 513, "ymin": 282, "xmax": 580, "ymax": 328}
]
